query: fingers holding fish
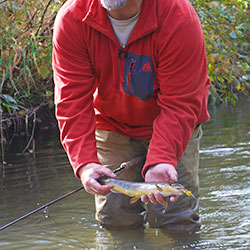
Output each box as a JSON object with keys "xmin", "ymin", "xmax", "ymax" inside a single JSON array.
[
  {"xmin": 169, "ymin": 195, "xmax": 178, "ymax": 203},
  {"xmin": 140, "ymin": 194, "xmax": 149, "ymax": 203},
  {"xmin": 148, "ymin": 192, "xmax": 165, "ymax": 205},
  {"xmin": 141, "ymin": 192, "xmax": 172, "ymax": 207},
  {"xmin": 148, "ymin": 192, "xmax": 158, "ymax": 205},
  {"xmin": 87, "ymin": 178, "xmax": 113, "ymax": 195},
  {"xmin": 79, "ymin": 162, "xmax": 116, "ymax": 195}
]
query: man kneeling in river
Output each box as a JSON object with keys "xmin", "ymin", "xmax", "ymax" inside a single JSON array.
[{"xmin": 52, "ymin": 0, "xmax": 210, "ymax": 230}]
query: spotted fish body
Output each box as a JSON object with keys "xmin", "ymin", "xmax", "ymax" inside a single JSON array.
[{"xmin": 99, "ymin": 178, "xmax": 193, "ymax": 208}]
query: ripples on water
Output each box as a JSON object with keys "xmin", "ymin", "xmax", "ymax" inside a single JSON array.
[{"xmin": 0, "ymin": 98, "xmax": 250, "ymax": 249}]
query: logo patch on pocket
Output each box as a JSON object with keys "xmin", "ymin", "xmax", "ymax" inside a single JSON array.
[{"xmin": 123, "ymin": 53, "xmax": 155, "ymax": 101}]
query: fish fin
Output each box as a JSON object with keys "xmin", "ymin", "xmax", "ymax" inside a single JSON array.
[
  {"xmin": 130, "ymin": 196, "xmax": 140, "ymax": 204},
  {"xmin": 155, "ymin": 184, "xmax": 163, "ymax": 192},
  {"xmin": 164, "ymin": 199, "xmax": 168, "ymax": 209}
]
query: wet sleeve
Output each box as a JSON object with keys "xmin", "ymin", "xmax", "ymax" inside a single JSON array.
[
  {"xmin": 52, "ymin": 11, "xmax": 100, "ymax": 178},
  {"xmin": 142, "ymin": 14, "xmax": 209, "ymax": 177}
]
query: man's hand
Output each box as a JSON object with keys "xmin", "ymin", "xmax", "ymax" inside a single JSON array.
[
  {"xmin": 79, "ymin": 163, "xmax": 116, "ymax": 195},
  {"xmin": 141, "ymin": 163, "xmax": 178, "ymax": 206}
]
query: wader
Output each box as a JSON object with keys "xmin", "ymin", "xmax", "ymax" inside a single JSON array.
[{"xmin": 95, "ymin": 126, "xmax": 203, "ymax": 231}]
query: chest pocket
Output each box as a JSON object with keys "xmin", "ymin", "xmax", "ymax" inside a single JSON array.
[{"xmin": 123, "ymin": 52, "xmax": 155, "ymax": 101}]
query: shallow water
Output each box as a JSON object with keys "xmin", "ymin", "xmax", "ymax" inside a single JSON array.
[{"xmin": 0, "ymin": 98, "xmax": 250, "ymax": 249}]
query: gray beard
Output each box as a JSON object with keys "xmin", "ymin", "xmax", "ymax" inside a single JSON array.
[{"xmin": 100, "ymin": 0, "xmax": 127, "ymax": 10}]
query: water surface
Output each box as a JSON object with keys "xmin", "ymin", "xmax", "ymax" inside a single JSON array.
[{"xmin": 0, "ymin": 98, "xmax": 250, "ymax": 249}]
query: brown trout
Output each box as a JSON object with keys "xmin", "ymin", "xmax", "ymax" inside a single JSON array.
[{"xmin": 99, "ymin": 178, "xmax": 194, "ymax": 208}]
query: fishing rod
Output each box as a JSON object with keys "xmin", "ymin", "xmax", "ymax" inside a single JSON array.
[
  {"xmin": 0, "ymin": 186, "xmax": 84, "ymax": 231},
  {"xmin": 0, "ymin": 154, "xmax": 145, "ymax": 231}
]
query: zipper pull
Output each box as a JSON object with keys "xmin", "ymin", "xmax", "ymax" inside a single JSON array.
[{"xmin": 118, "ymin": 46, "xmax": 128, "ymax": 60}]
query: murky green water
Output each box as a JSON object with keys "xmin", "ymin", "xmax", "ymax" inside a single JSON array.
[{"xmin": 0, "ymin": 98, "xmax": 250, "ymax": 249}]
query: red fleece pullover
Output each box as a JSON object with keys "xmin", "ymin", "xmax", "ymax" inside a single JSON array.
[{"xmin": 52, "ymin": 0, "xmax": 210, "ymax": 178}]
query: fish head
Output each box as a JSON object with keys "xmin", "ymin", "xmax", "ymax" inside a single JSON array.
[
  {"xmin": 156, "ymin": 183, "xmax": 193, "ymax": 197},
  {"xmin": 170, "ymin": 183, "xmax": 185, "ymax": 189},
  {"xmin": 156, "ymin": 183, "xmax": 184, "ymax": 196},
  {"xmin": 168, "ymin": 183, "xmax": 187, "ymax": 195},
  {"xmin": 170, "ymin": 183, "xmax": 194, "ymax": 197}
]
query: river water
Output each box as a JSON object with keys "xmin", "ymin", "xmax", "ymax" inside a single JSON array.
[{"xmin": 0, "ymin": 98, "xmax": 250, "ymax": 249}]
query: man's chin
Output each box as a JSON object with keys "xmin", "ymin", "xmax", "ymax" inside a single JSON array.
[{"xmin": 100, "ymin": 0, "xmax": 127, "ymax": 10}]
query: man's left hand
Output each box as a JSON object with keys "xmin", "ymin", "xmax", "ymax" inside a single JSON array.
[{"xmin": 141, "ymin": 163, "xmax": 178, "ymax": 206}]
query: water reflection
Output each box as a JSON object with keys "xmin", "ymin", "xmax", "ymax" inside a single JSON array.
[{"xmin": 0, "ymin": 98, "xmax": 250, "ymax": 249}]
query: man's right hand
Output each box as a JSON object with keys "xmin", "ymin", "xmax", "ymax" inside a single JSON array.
[{"xmin": 79, "ymin": 163, "xmax": 116, "ymax": 196}]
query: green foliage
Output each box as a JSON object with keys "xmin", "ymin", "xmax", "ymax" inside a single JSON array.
[
  {"xmin": 0, "ymin": 94, "xmax": 19, "ymax": 114},
  {"xmin": 0, "ymin": 0, "xmax": 249, "ymax": 117},
  {"xmin": 0, "ymin": 0, "xmax": 64, "ymax": 114},
  {"xmin": 190, "ymin": 0, "xmax": 250, "ymax": 105}
]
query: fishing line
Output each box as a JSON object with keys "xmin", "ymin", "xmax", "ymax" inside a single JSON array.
[
  {"xmin": 43, "ymin": 207, "xmax": 89, "ymax": 248},
  {"xmin": 0, "ymin": 186, "xmax": 84, "ymax": 231},
  {"xmin": 22, "ymin": 211, "xmax": 47, "ymax": 232}
]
